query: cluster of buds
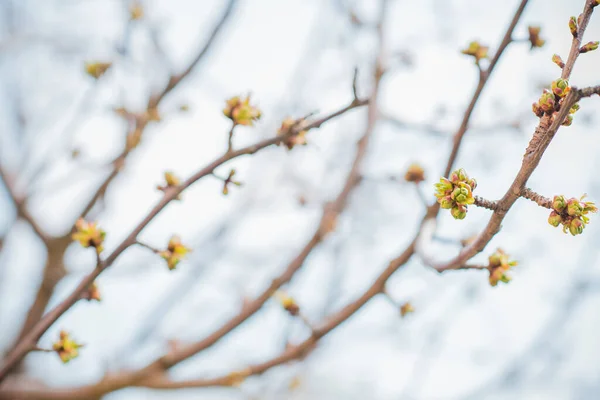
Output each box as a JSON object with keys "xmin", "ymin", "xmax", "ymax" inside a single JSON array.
[
  {"xmin": 84, "ymin": 61, "xmax": 112, "ymax": 79},
  {"xmin": 532, "ymin": 79, "xmax": 577, "ymax": 125},
  {"xmin": 222, "ymin": 169, "xmax": 242, "ymax": 195},
  {"xmin": 404, "ymin": 163, "xmax": 425, "ymax": 184},
  {"xmin": 528, "ymin": 26, "xmax": 545, "ymax": 49},
  {"xmin": 158, "ymin": 235, "xmax": 190, "ymax": 270},
  {"xmin": 72, "ymin": 218, "xmax": 106, "ymax": 254},
  {"xmin": 400, "ymin": 302, "xmax": 414, "ymax": 317},
  {"xmin": 274, "ymin": 290, "xmax": 300, "ymax": 316},
  {"xmin": 223, "ymin": 95, "xmax": 262, "ymax": 127},
  {"xmin": 277, "ymin": 117, "xmax": 308, "ymax": 150},
  {"xmin": 487, "ymin": 249, "xmax": 517, "ymax": 287},
  {"xmin": 434, "ymin": 168, "xmax": 477, "ymax": 220},
  {"xmin": 461, "ymin": 41, "xmax": 488, "ymax": 64},
  {"xmin": 52, "ymin": 331, "xmax": 83, "ymax": 363},
  {"xmin": 548, "ymin": 195, "xmax": 597, "ymax": 236},
  {"xmin": 157, "ymin": 171, "xmax": 182, "ymax": 200}
]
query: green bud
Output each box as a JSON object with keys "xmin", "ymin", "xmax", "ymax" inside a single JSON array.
[
  {"xmin": 567, "ymin": 198, "xmax": 584, "ymax": 216},
  {"xmin": 468, "ymin": 178, "xmax": 477, "ymax": 191},
  {"xmin": 435, "ymin": 178, "xmax": 453, "ymax": 195},
  {"xmin": 532, "ymin": 102, "xmax": 544, "ymax": 118},
  {"xmin": 539, "ymin": 91, "xmax": 556, "ymax": 113},
  {"xmin": 568, "ymin": 218, "xmax": 584, "ymax": 236},
  {"xmin": 569, "ymin": 16, "xmax": 578, "ymax": 38},
  {"xmin": 488, "ymin": 252, "xmax": 502, "ymax": 267},
  {"xmin": 569, "ymin": 103, "xmax": 580, "ymax": 114},
  {"xmin": 551, "ymin": 79, "xmax": 570, "ymax": 98},
  {"xmin": 450, "ymin": 205, "xmax": 467, "ymax": 220},
  {"xmin": 548, "ymin": 211, "xmax": 562, "ymax": 227},
  {"xmin": 439, "ymin": 196, "xmax": 454, "ymax": 209},
  {"xmin": 562, "ymin": 115, "xmax": 573, "ymax": 127},
  {"xmin": 552, "ymin": 54, "xmax": 565, "ymax": 69},
  {"xmin": 553, "ymin": 195, "xmax": 567, "ymax": 212},
  {"xmin": 580, "ymin": 41, "xmax": 599, "ymax": 54}
]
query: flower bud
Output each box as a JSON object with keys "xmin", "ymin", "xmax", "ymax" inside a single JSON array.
[
  {"xmin": 84, "ymin": 61, "xmax": 112, "ymax": 79},
  {"xmin": 159, "ymin": 235, "xmax": 190, "ymax": 270},
  {"xmin": 562, "ymin": 115, "xmax": 573, "ymax": 127},
  {"xmin": 567, "ymin": 198, "xmax": 584, "ymax": 216},
  {"xmin": 223, "ymin": 95, "xmax": 262, "ymax": 126},
  {"xmin": 552, "ymin": 195, "xmax": 567, "ymax": 212},
  {"xmin": 468, "ymin": 178, "xmax": 477, "ymax": 191},
  {"xmin": 532, "ymin": 102, "xmax": 544, "ymax": 118},
  {"xmin": 568, "ymin": 218, "xmax": 584, "ymax": 236},
  {"xmin": 434, "ymin": 178, "xmax": 453, "ymax": 197},
  {"xmin": 538, "ymin": 90, "xmax": 556, "ymax": 113},
  {"xmin": 569, "ymin": 16, "xmax": 578, "ymax": 38},
  {"xmin": 404, "ymin": 163, "xmax": 426, "ymax": 183},
  {"xmin": 439, "ymin": 196, "xmax": 454, "ymax": 209},
  {"xmin": 569, "ymin": 103, "xmax": 580, "ymax": 114},
  {"xmin": 400, "ymin": 302, "xmax": 414, "ymax": 317},
  {"xmin": 580, "ymin": 41, "xmax": 599, "ymax": 54},
  {"xmin": 53, "ymin": 331, "xmax": 83, "ymax": 363},
  {"xmin": 461, "ymin": 41, "xmax": 489, "ymax": 63},
  {"xmin": 548, "ymin": 211, "xmax": 562, "ymax": 227},
  {"xmin": 450, "ymin": 205, "xmax": 467, "ymax": 220},
  {"xmin": 552, "ymin": 54, "xmax": 565, "ymax": 69},
  {"xmin": 527, "ymin": 26, "xmax": 545, "ymax": 49},
  {"xmin": 72, "ymin": 219, "xmax": 106, "ymax": 254},
  {"xmin": 551, "ymin": 79, "xmax": 570, "ymax": 98}
]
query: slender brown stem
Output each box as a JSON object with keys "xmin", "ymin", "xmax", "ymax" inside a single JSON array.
[
  {"xmin": 0, "ymin": 97, "xmax": 368, "ymax": 384},
  {"xmin": 0, "ymin": 166, "xmax": 49, "ymax": 246},
  {"xmin": 520, "ymin": 188, "xmax": 552, "ymax": 209},
  {"xmin": 561, "ymin": 0, "xmax": 596, "ymax": 79},
  {"xmin": 226, "ymin": 124, "xmax": 236, "ymax": 153},
  {"xmin": 474, "ymin": 196, "xmax": 498, "ymax": 211}
]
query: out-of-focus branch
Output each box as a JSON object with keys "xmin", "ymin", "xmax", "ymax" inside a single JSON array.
[
  {"xmin": 0, "ymin": 94, "xmax": 368, "ymax": 385},
  {"xmin": 142, "ymin": 0, "xmax": 534, "ymax": 389},
  {"xmin": 441, "ymin": 0, "xmax": 530, "ymax": 179},
  {"xmin": 138, "ymin": 1, "xmax": 536, "ymax": 390},
  {"xmin": 3, "ymin": 0, "xmax": 242, "ymax": 367},
  {"xmin": 0, "ymin": 1, "xmax": 378, "ymax": 395},
  {"xmin": 0, "ymin": 166, "xmax": 48, "ymax": 246}
]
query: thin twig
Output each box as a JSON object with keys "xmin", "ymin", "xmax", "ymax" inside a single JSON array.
[{"xmin": 0, "ymin": 97, "xmax": 368, "ymax": 384}]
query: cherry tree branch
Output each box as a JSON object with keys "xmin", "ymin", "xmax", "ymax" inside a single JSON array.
[
  {"xmin": 433, "ymin": 2, "xmax": 597, "ymax": 272},
  {"xmin": 0, "ymin": 95, "xmax": 368, "ymax": 384}
]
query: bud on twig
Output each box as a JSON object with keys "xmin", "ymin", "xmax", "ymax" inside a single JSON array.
[
  {"xmin": 52, "ymin": 331, "xmax": 83, "ymax": 363},
  {"xmin": 72, "ymin": 219, "xmax": 106, "ymax": 254},
  {"xmin": 487, "ymin": 249, "xmax": 517, "ymax": 287},
  {"xmin": 434, "ymin": 168, "xmax": 476, "ymax": 220},
  {"xmin": 552, "ymin": 54, "xmax": 565, "ymax": 69},
  {"xmin": 158, "ymin": 235, "xmax": 190, "ymax": 270},
  {"xmin": 579, "ymin": 41, "xmax": 599, "ymax": 53}
]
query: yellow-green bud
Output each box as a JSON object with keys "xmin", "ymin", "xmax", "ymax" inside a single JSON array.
[
  {"xmin": 568, "ymin": 218, "xmax": 584, "ymax": 236},
  {"xmin": 548, "ymin": 211, "xmax": 562, "ymax": 227},
  {"xmin": 551, "ymin": 79, "xmax": 570, "ymax": 98},
  {"xmin": 580, "ymin": 41, "xmax": 599, "ymax": 54},
  {"xmin": 552, "ymin": 195, "xmax": 567, "ymax": 212},
  {"xmin": 450, "ymin": 205, "xmax": 467, "ymax": 220},
  {"xmin": 569, "ymin": 16, "xmax": 578, "ymax": 38}
]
